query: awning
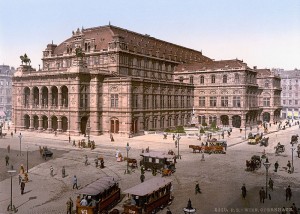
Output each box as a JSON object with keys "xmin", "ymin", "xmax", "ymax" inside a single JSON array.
[
  {"xmin": 294, "ymin": 112, "xmax": 298, "ymax": 117},
  {"xmin": 76, "ymin": 176, "xmax": 118, "ymax": 196},
  {"xmin": 288, "ymin": 112, "xmax": 292, "ymax": 116},
  {"xmin": 124, "ymin": 177, "xmax": 172, "ymax": 196}
]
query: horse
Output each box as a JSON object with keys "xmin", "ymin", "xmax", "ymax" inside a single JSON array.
[{"xmin": 189, "ymin": 145, "xmax": 202, "ymax": 153}]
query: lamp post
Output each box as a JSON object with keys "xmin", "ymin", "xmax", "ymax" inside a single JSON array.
[
  {"xmin": 125, "ymin": 142, "xmax": 131, "ymax": 174},
  {"xmin": 7, "ymin": 167, "xmax": 18, "ymax": 213},
  {"xmin": 244, "ymin": 123, "xmax": 247, "ymax": 140},
  {"xmin": 263, "ymin": 158, "xmax": 271, "ymax": 199},
  {"xmin": 176, "ymin": 134, "xmax": 181, "ymax": 159},
  {"xmin": 18, "ymin": 133, "xmax": 22, "ymax": 156},
  {"xmin": 291, "ymin": 146, "xmax": 295, "ymax": 173},
  {"xmin": 26, "ymin": 146, "xmax": 29, "ymax": 173},
  {"xmin": 183, "ymin": 198, "xmax": 196, "ymax": 214}
]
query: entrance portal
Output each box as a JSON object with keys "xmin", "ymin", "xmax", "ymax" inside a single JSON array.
[
  {"xmin": 80, "ymin": 116, "xmax": 88, "ymax": 135},
  {"xmin": 110, "ymin": 118, "xmax": 119, "ymax": 134},
  {"xmin": 232, "ymin": 115, "xmax": 241, "ymax": 128}
]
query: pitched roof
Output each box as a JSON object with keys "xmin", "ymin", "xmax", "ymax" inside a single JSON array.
[
  {"xmin": 175, "ymin": 59, "xmax": 249, "ymax": 72},
  {"xmin": 52, "ymin": 25, "xmax": 211, "ymax": 63}
]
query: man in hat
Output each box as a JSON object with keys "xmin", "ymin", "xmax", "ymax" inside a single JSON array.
[
  {"xmin": 20, "ymin": 179, "xmax": 25, "ymax": 195},
  {"xmin": 274, "ymin": 161, "xmax": 279, "ymax": 172},
  {"xmin": 286, "ymin": 185, "xmax": 292, "ymax": 201},
  {"xmin": 259, "ymin": 187, "xmax": 266, "ymax": 203},
  {"xmin": 268, "ymin": 178, "xmax": 274, "ymax": 191},
  {"xmin": 195, "ymin": 181, "xmax": 201, "ymax": 194},
  {"xmin": 5, "ymin": 155, "xmax": 9, "ymax": 166},
  {"xmin": 73, "ymin": 175, "xmax": 78, "ymax": 189},
  {"xmin": 62, "ymin": 166, "xmax": 66, "ymax": 178},
  {"xmin": 66, "ymin": 197, "xmax": 73, "ymax": 214},
  {"xmin": 241, "ymin": 184, "xmax": 247, "ymax": 199}
]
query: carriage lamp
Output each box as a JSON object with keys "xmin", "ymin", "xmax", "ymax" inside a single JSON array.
[
  {"xmin": 183, "ymin": 198, "xmax": 196, "ymax": 213},
  {"xmin": 7, "ymin": 167, "xmax": 18, "ymax": 213},
  {"xmin": 263, "ymin": 158, "xmax": 271, "ymax": 199},
  {"xmin": 125, "ymin": 142, "xmax": 131, "ymax": 174}
]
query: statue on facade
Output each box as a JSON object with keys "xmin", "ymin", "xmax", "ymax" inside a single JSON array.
[
  {"xmin": 75, "ymin": 47, "xmax": 85, "ymax": 59},
  {"xmin": 20, "ymin": 53, "xmax": 31, "ymax": 66}
]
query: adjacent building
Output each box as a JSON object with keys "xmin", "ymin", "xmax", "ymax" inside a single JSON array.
[
  {"xmin": 274, "ymin": 69, "xmax": 300, "ymax": 120},
  {"xmin": 0, "ymin": 65, "xmax": 14, "ymax": 120},
  {"xmin": 173, "ymin": 61, "xmax": 282, "ymax": 128}
]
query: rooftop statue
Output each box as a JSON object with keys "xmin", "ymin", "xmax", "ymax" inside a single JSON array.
[{"xmin": 20, "ymin": 53, "xmax": 31, "ymax": 66}]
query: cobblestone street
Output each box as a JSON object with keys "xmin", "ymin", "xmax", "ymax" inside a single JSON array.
[{"xmin": 0, "ymin": 123, "xmax": 299, "ymax": 214}]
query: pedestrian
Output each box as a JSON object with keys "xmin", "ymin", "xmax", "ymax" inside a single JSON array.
[
  {"xmin": 66, "ymin": 197, "xmax": 73, "ymax": 214},
  {"xmin": 175, "ymin": 140, "xmax": 177, "ymax": 148},
  {"xmin": 172, "ymin": 134, "xmax": 175, "ymax": 141},
  {"xmin": 241, "ymin": 184, "xmax": 247, "ymax": 199},
  {"xmin": 84, "ymin": 155, "xmax": 88, "ymax": 166},
  {"xmin": 68, "ymin": 136, "xmax": 71, "ymax": 143},
  {"xmin": 259, "ymin": 187, "xmax": 265, "ymax": 203},
  {"xmin": 62, "ymin": 166, "xmax": 66, "ymax": 178},
  {"xmin": 140, "ymin": 174, "xmax": 145, "ymax": 183},
  {"xmin": 50, "ymin": 166, "xmax": 54, "ymax": 176},
  {"xmin": 274, "ymin": 161, "xmax": 279, "ymax": 172},
  {"xmin": 240, "ymin": 128, "xmax": 242, "ymax": 133},
  {"xmin": 11, "ymin": 132, "xmax": 13, "ymax": 137},
  {"xmin": 195, "ymin": 181, "xmax": 201, "ymax": 194},
  {"xmin": 73, "ymin": 175, "xmax": 78, "ymax": 189},
  {"xmin": 18, "ymin": 174, "xmax": 22, "ymax": 185},
  {"xmin": 94, "ymin": 158, "xmax": 99, "ymax": 168},
  {"xmin": 287, "ymin": 160, "xmax": 291, "ymax": 172},
  {"xmin": 221, "ymin": 132, "xmax": 224, "ymax": 139},
  {"xmin": 268, "ymin": 178, "xmax": 274, "ymax": 191},
  {"xmin": 291, "ymin": 203, "xmax": 298, "ymax": 214},
  {"xmin": 20, "ymin": 180, "xmax": 25, "ymax": 195},
  {"xmin": 14, "ymin": 128, "xmax": 16, "ymax": 134},
  {"xmin": 7, "ymin": 145, "xmax": 10, "ymax": 153},
  {"xmin": 5, "ymin": 155, "xmax": 9, "ymax": 166},
  {"xmin": 285, "ymin": 185, "xmax": 292, "ymax": 201}
]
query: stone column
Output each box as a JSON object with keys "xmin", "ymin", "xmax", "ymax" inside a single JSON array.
[
  {"xmin": 29, "ymin": 116, "xmax": 34, "ymax": 131},
  {"xmin": 47, "ymin": 116, "xmax": 52, "ymax": 132},
  {"xmin": 57, "ymin": 117, "xmax": 62, "ymax": 132},
  {"xmin": 38, "ymin": 118, "xmax": 43, "ymax": 131}
]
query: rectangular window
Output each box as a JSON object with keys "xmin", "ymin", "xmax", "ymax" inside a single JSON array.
[
  {"xmin": 263, "ymin": 97, "xmax": 270, "ymax": 107},
  {"xmin": 295, "ymin": 100, "xmax": 298, "ymax": 105},
  {"xmin": 168, "ymin": 95, "xmax": 172, "ymax": 108},
  {"xmin": 289, "ymin": 100, "xmax": 292, "ymax": 105},
  {"xmin": 210, "ymin": 97, "xmax": 217, "ymax": 107},
  {"xmin": 233, "ymin": 96, "xmax": 241, "ymax": 107},
  {"xmin": 221, "ymin": 96, "xmax": 228, "ymax": 107},
  {"xmin": 199, "ymin": 97, "xmax": 205, "ymax": 107},
  {"xmin": 187, "ymin": 96, "xmax": 191, "ymax": 107},
  {"xmin": 181, "ymin": 96, "xmax": 185, "ymax": 108},
  {"xmin": 174, "ymin": 95, "xmax": 178, "ymax": 108},
  {"xmin": 110, "ymin": 94, "xmax": 119, "ymax": 108},
  {"xmin": 133, "ymin": 94, "xmax": 138, "ymax": 108},
  {"xmin": 80, "ymin": 85, "xmax": 88, "ymax": 108},
  {"xmin": 144, "ymin": 95, "xmax": 149, "ymax": 109}
]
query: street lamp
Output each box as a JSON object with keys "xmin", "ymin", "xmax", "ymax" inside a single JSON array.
[
  {"xmin": 26, "ymin": 146, "xmax": 29, "ymax": 173},
  {"xmin": 7, "ymin": 167, "xmax": 18, "ymax": 213},
  {"xmin": 176, "ymin": 134, "xmax": 181, "ymax": 159},
  {"xmin": 244, "ymin": 123, "xmax": 247, "ymax": 140},
  {"xmin": 291, "ymin": 145, "xmax": 295, "ymax": 173},
  {"xmin": 183, "ymin": 198, "xmax": 196, "ymax": 213},
  {"xmin": 125, "ymin": 142, "xmax": 131, "ymax": 174},
  {"xmin": 263, "ymin": 158, "xmax": 271, "ymax": 199},
  {"xmin": 18, "ymin": 133, "xmax": 22, "ymax": 156}
]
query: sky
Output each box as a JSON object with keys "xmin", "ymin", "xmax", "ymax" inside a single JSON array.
[{"xmin": 0, "ymin": 0, "xmax": 299, "ymax": 70}]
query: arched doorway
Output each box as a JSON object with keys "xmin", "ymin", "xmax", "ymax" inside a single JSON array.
[
  {"xmin": 262, "ymin": 112, "xmax": 270, "ymax": 122},
  {"xmin": 33, "ymin": 115, "xmax": 39, "ymax": 130},
  {"xmin": 51, "ymin": 86, "xmax": 58, "ymax": 107},
  {"xmin": 220, "ymin": 115, "xmax": 229, "ymax": 126},
  {"xmin": 41, "ymin": 87, "xmax": 48, "ymax": 107},
  {"xmin": 51, "ymin": 116, "xmax": 58, "ymax": 131},
  {"xmin": 232, "ymin": 115, "xmax": 241, "ymax": 128},
  {"xmin": 24, "ymin": 115, "xmax": 30, "ymax": 129},
  {"xmin": 110, "ymin": 118, "xmax": 119, "ymax": 134},
  {"xmin": 24, "ymin": 87, "xmax": 30, "ymax": 107},
  {"xmin": 42, "ymin": 115, "xmax": 48, "ymax": 130},
  {"xmin": 131, "ymin": 118, "xmax": 138, "ymax": 134},
  {"xmin": 80, "ymin": 116, "xmax": 88, "ymax": 134},
  {"xmin": 61, "ymin": 86, "xmax": 68, "ymax": 107},
  {"xmin": 33, "ymin": 87, "xmax": 39, "ymax": 107},
  {"xmin": 62, "ymin": 117, "xmax": 68, "ymax": 132}
]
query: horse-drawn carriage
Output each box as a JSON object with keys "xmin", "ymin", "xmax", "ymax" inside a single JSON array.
[
  {"xmin": 124, "ymin": 157, "xmax": 138, "ymax": 169},
  {"xmin": 204, "ymin": 138, "xmax": 227, "ymax": 154},
  {"xmin": 248, "ymin": 132, "xmax": 263, "ymax": 145},
  {"xmin": 291, "ymin": 135, "xmax": 299, "ymax": 146},
  {"xmin": 188, "ymin": 145, "xmax": 202, "ymax": 153},
  {"xmin": 274, "ymin": 143, "xmax": 285, "ymax": 155},
  {"xmin": 140, "ymin": 152, "xmax": 176, "ymax": 175},
  {"xmin": 246, "ymin": 155, "xmax": 261, "ymax": 171},
  {"xmin": 259, "ymin": 137, "xmax": 269, "ymax": 147}
]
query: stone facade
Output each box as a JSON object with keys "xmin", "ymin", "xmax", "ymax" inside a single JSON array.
[
  {"xmin": 12, "ymin": 25, "xmax": 211, "ymax": 136},
  {"xmin": 0, "ymin": 65, "xmax": 14, "ymax": 120},
  {"xmin": 274, "ymin": 68, "xmax": 300, "ymax": 120},
  {"xmin": 174, "ymin": 61, "xmax": 282, "ymax": 128}
]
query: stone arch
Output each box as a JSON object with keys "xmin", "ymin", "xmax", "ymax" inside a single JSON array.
[
  {"xmin": 33, "ymin": 115, "xmax": 39, "ymax": 130},
  {"xmin": 232, "ymin": 115, "xmax": 241, "ymax": 128},
  {"xmin": 61, "ymin": 116, "xmax": 68, "ymax": 132},
  {"xmin": 220, "ymin": 115, "xmax": 229, "ymax": 126},
  {"xmin": 51, "ymin": 116, "xmax": 58, "ymax": 131},
  {"xmin": 80, "ymin": 116, "xmax": 88, "ymax": 134},
  {"xmin": 42, "ymin": 115, "xmax": 48, "ymax": 130},
  {"xmin": 41, "ymin": 86, "xmax": 48, "ymax": 107},
  {"xmin": 262, "ymin": 112, "xmax": 270, "ymax": 122},
  {"xmin": 24, "ymin": 87, "xmax": 30, "ymax": 107},
  {"xmin": 51, "ymin": 86, "xmax": 58, "ymax": 107},
  {"xmin": 61, "ymin": 85, "xmax": 68, "ymax": 107},
  {"xmin": 24, "ymin": 114, "xmax": 30, "ymax": 129},
  {"xmin": 33, "ymin": 87, "xmax": 39, "ymax": 107}
]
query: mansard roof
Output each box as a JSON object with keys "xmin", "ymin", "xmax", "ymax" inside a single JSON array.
[
  {"xmin": 175, "ymin": 59, "xmax": 250, "ymax": 72},
  {"xmin": 52, "ymin": 25, "xmax": 211, "ymax": 63}
]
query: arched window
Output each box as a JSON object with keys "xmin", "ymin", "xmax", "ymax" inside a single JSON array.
[
  {"xmin": 234, "ymin": 73, "xmax": 239, "ymax": 82},
  {"xmin": 211, "ymin": 75, "xmax": 216, "ymax": 83},
  {"xmin": 189, "ymin": 76, "xmax": 194, "ymax": 84},
  {"xmin": 200, "ymin": 76, "xmax": 204, "ymax": 84},
  {"xmin": 265, "ymin": 81, "xmax": 269, "ymax": 88},
  {"xmin": 223, "ymin": 75, "xmax": 227, "ymax": 83}
]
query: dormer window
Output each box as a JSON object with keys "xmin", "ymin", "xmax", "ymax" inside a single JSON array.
[{"xmin": 85, "ymin": 43, "xmax": 90, "ymax": 52}]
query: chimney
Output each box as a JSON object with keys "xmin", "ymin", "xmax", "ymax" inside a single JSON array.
[{"xmin": 253, "ymin": 66, "xmax": 257, "ymax": 70}]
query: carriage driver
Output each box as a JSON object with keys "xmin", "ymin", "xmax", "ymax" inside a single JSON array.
[{"xmin": 277, "ymin": 142, "xmax": 281, "ymax": 147}]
